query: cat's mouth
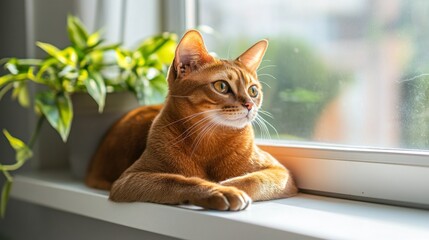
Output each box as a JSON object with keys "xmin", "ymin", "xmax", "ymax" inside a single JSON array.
[{"xmin": 214, "ymin": 108, "xmax": 257, "ymax": 129}]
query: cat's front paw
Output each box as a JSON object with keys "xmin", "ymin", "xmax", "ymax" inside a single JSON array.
[{"xmin": 192, "ymin": 186, "xmax": 252, "ymax": 211}]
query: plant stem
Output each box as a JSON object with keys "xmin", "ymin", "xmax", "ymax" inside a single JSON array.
[{"xmin": 2, "ymin": 170, "xmax": 12, "ymax": 182}]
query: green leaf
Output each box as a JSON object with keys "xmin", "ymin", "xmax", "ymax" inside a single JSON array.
[
  {"xmin": 12, "ymin": 82, "xmax": 30, "ymax": 107},
  {"xmin": 35, "ymin": 91, "xmax": 73, "ymax": 142},
  {"xmin": 148, "ymin": 74, "xmax": 168, "ymax": 104},
  {"xmin": 138, "ymin": 33, "xmax": 177, "ymax": 61},
  {"xmin": 16, "ymin": 59, "xmax": 43, "ymax": 66},
  {"xmin": 0, "ymin": 75, "xmax": 13, "ymax": 88},
  {"xmin": 0, "ymin": 73, "xmax": 28, "ymax": 89},
  {"xmin": 36, "ymin": 41, "xmax": 61, "ymax": 57},
  {"xmin": 154, "ymin": 39, "xmax": 176, "ymax": 65},
  {"xmin": 1, "ymin": 180, "xmax": 12, "ymax": 218},
  {"xmin": 94, "ymin": 43, "xmax": 120, "ymax": 52},
  {"xmin": 27, "ymin": 67, "xmax": 36, "ymax": 81},
  {"xmin": 3, "ymin": 129, "xmax": 25, "ymax": 150},
  {"xmin": 77, "ymin": 69, "xmax": 89, "ymax": 84},
  {"xmin": 36, "ymin": 58, "xmax": 58, "ymax": 81},
  {"xmin": 57, "ymin": 93, "xmax": 73, "ymax": 137},
  {"xmin": 5, "ymin": 59, "xmax": 19, "ymax": 74},
  {"xmin": 36, "ymin": 42, "xmax": 68, "ymax": 65},
  {"xmin": 67, "ymin": 15, "xmax": 89, "ymax": 49},
  {"xmin": 85, "ymin": 71, "xmax": 106, "ymax": 112},
  {"xmin": 115, "ymin": 49, "xmax": 134, "ymax": 70},
  {"xmin": 3, "ymin": 129, "xmax": 33, "ymax": 163},
  {"xmin": 87, "ymin": 31, "xmax": 101, "ymax": 47},
  {"xmin": 133, "ymin": 51, "xmax": 145, "ymax": 67},
  {"xmin": 150, "ymin": 74, "xmax": 168, "ymax": 93},
  {"xmin": 62, "ymin": 47, "xmax": 78, "ymax": 66},
  {"xmin": 3, "ymin": 58, "xmax": 42, "ymax": 76},
  {"xmin": 84, "ymin": 50, "xmax": 104, "ymax": 67}
]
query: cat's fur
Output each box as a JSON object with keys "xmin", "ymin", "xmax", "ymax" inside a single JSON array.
[{"xmin": 85, "ymin": 30, "xmax": 297, "ymax": 211}]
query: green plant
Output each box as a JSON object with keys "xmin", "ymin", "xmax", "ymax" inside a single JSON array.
[{"xmin": 0, "ymin": 15, "xmax": 177, "ymax": 217}]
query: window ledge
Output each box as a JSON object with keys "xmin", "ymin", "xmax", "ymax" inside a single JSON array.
[{"xmin": 10, "ymin": 171, "xmax": 429, "ymax": 240}]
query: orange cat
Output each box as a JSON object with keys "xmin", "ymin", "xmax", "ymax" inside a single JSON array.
[{"xmin": 85, "ymin": 30, "xmax": 297, "ymax": 211}]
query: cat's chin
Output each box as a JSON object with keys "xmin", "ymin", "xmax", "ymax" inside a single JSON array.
[{"xmin": 212, "ymin": 116, "xmax": 253, "ymax": 130}]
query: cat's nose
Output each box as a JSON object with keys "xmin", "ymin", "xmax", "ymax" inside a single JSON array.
[{"xmin": 243, "ymin": 102, "xmax": 254, "ymax": 110}]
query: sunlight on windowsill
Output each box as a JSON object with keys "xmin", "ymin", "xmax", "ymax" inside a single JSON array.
[{"xmin": 10, "ymin": 170, "xmax": 429, "ymax": 240}]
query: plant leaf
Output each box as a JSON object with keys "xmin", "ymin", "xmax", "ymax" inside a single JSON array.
[
  {"xmin": 56, "ymin": 93, "xmax": 73, "ymax": 138},
  {"xmin": 94, "ymin": 43, "xmax": 120, "ymax": 52},
  {"xmin": 4, "ymin": 58, "xmax": 42, "ymax": 77},
  {"xmin": 3, "ymin": 129, "xmax": 25, "ymax": 150},
  {"xmin": 115, "ymin": 49, "xmax": 134, "ymax": 70},
  {"xmin": 147, "ymin": 74, "xmax": 168, "ymax": 104},
  {"xmin": 67, "ymin": 15, "xmax": 88, "ymax": 49},
  {"xmin": 5, "ymin": 59, "xmax": 19, "ymax": 74},
  {"xmin": 0, "ymin": 75, "xmax": 13, "ymax": 88},
  {"xmin": 154, "ymin": 39, "xmax": 177, "ymax": 65},
  {"xmin": 35, "ymin": 91, "xmax": 73, "ymax": 142},
  {"xmin": 0, "ymin": 74, "xmax": 28, "ymax": 88},
  {"xmin": 150, "ymin": 74, "xmax": 168, "ymax": 95},
  {"xmin": 12, "ymin": 82, "xmax": 30, "ymax": 107},
  {"xmin": 87, "ymin": 51, "xmax": 104, "ymax": 67},
  {"xmin": 138, "ymin": 33, "xmax": 177, "ymax": 61},
  {"xmin": 85, "ymin": 71, "xmax": 106, "ymax": 112},
  {"xmin": 16, "ymin": 59, "xmax": 43, "ymax": 66},
  {"xmin": 3, "ymin": 129, "xmax": 33, "ymax": 163},
  {"xmin": 36, "ymin": 58, "xmax": 58, "ymax": 82},
  {"xmin": 87, "ymin": 31, "xmax": 101, "ymax": 47},
  {"xmin": 27, "ymin": 67, "xmax": 36, "ymax": 81},
  {"xmin": 62, "ymin": 47, "xmax": 78, "ymax": 67},
  {"xmin": 1, "ymin": 180, "xmax": 12, "ymax": 218},
  {"xmin": 36, "ymin": 42, "xmax": 68, "ymax": 65}
]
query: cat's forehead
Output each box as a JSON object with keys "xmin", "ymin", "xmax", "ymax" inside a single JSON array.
[{"xmin": 204, "ymin": 60, "xmax": 258, "ymax": 84}]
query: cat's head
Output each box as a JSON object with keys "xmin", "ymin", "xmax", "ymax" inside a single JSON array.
[{"xmin": 167, "ymin": 30, "xmax": 268, "ymax": 129}]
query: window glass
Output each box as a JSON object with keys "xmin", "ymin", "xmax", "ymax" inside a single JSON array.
[{"xmin": 199, "ymin": 0, "xmax": 429, "ymax": 150}]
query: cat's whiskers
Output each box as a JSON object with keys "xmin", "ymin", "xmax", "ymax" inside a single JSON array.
[
  {"xmin": 169, "ymin": 111, "xmax": 220, "ymax": 149},
  {"xmin": 252, "ymin": 117, "xmax": 267, "ymax": 139},
  {"xmin": 258, "ymin": 73, "xmax": 277, "ymax": 80},
  {"xmin": 256, "ymin": 114, "xmax": 279, "ymax": 139},
  {"xmin": 190, "ymin": 120, "xmax": 219, "ymax": 158},
  {"xmin": 254, "ymin": 116, "xmax": 271, "ymax": 140},
  {"xmin": 257, "ymin": 64, "xmax": 276, "ymax": 73},
  {"xmin": 259, "ymin": 110, "xmax": 274, "ymax": 119},
  {"xmin": 170, "ymin": 114, "xmax": 214, "ymax": 146},
  {"xmin": 258, "ymin": 80, "xmax": 272, "ymax": 89}
]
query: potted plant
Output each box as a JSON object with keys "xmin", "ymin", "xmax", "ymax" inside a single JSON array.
[{"xmin": 0, "ymin": 15, "xmax": 177, "ymax": 216}]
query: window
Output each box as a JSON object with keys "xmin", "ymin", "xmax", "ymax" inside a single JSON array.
[{"xmin": 185, "ymin": 0, "xmax": 429, "ymax": 208}]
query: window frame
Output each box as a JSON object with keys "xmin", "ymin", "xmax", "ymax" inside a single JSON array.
[
  {"xmin": 258, "ymin": 141, "xmax": 429, "ymax": 209},
  {"xmin": 175, "ymin": 0, "xmax": 429, "ymax": 209}
]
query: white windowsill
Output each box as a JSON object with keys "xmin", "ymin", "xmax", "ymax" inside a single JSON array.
[{"xmin": 10, "ymin": 171, "xmax": 429, "ymax": 240}]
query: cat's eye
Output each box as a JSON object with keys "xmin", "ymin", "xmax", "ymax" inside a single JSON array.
[
  {"xmin": 248, "ymin": 85, "xmax": 259, "ymax": 97},
  {"xmin": 213, "ymin": 80, "xmax": 230, "ymax": 94}
]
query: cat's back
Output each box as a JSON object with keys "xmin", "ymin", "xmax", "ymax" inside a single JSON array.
[{"xmin": 85, "ymin": 104, "xmax": 163, "ymax": 190}]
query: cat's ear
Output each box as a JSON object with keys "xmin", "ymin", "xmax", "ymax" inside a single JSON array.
[
  {"xmin": 237, "ymin": 40, "xmax": 268, "ymax": 72},
  {"xmin": 173, "ymin": 30, "xmax": 214, "ymax": 78}
]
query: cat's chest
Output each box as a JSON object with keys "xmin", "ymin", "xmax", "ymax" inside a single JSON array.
[{"xmin": 200, "ymin": 150, "xmax": 257, "ymax": 182}]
